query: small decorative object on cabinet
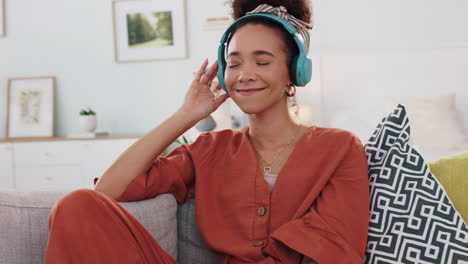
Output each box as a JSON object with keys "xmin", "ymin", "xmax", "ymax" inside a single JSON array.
[
  {"xmin": 195, "ymin": 115, "xmax": 216, "ymax": 132},
  {"xmin": 79, "ymin": 107, "xmax": 97, "ymax": 133},
  {"xmin": 6, "ymin": 76, "xmax": 56, "ymax": 139}
]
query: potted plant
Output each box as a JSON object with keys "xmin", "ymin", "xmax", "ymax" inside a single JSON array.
[
  {"xmin": 161, "ymin": 134, "xmax": 192, "ymax": 156},
  {"xmin": 79, "ymin": 107, "xmax": 97, "ymax": 133}
]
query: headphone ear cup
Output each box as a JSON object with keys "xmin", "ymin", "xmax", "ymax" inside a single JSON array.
[
  {"xmin": 289, "ymin": 55, "xmax": 299, "ymax": 86},
  {"xmin": 217, "ymin": 44, "xmax": 228, "ymax": 92},
  {"xmin": 294, "ymin": 55, "xmax": 312, "ymax": 87}
]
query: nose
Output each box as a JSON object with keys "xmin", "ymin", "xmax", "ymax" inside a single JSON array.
[{"xmin": 237, "ymin": 69, "xmax": 257, "ymax": 83}]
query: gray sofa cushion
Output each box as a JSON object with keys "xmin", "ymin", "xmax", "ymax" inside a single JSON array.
[
  {"xmin": 177, "ymin": 199, "xmax": 219, "ymax": 264},
  {"xmin": 0, "ymin": 189, "xmax": 177, "ymax": 264}
]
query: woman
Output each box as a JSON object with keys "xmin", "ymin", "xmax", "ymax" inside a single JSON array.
[{"xmin": 45, "ymin": 0, "xmax": 369, "ymax": 263}]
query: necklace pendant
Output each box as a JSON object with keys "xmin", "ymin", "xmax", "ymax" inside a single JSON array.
[{"xmin": 263, "ymin": 166, "xmax": 272, "ymax": 174}]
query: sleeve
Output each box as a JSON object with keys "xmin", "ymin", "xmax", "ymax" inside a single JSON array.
[
  {"xmin": 262, "ymin": 135, "xmax": 370, "ymax": 264},
  {"xmin": 93, "ymin": 133, "xmax": 212, "ymax": 203},
  {"xmin": 115, "ymin": 144, "xmax": 196, "ymax": 203}
]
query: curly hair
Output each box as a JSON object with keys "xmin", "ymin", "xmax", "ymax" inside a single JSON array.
[{"xmin": 226, "ymin": 0, "xmax": 313, "ymax": 24}]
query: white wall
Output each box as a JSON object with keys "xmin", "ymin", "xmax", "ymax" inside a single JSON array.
[
  {"xmin": 311, "ymin": 0, "xmax": 468, "ymax": 50},
  {"xmin": 1, "ymin": 0, "xmax": 468, "ymax": 138}
]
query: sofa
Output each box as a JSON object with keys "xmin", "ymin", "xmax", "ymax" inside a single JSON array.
[
  {"xmin": 2, "ymin": 106, "xmax": 468, "ymax": 263},
  {"xmin": 0, "ymin": 190, "xmax": 218, "ymax": 264}
]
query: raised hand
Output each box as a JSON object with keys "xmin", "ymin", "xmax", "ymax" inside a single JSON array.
[{"xmin": 179, "ymin": 59, "xmax": 230, "ymax": 122}]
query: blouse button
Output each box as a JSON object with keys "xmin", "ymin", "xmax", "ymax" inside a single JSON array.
[
  {"xmin": 253, "ymin": 241, "xmax": 265, "ymax": 247},
  {"xmin": 257, "ymin": 206, "xmax": 266, "ymax": 216}
]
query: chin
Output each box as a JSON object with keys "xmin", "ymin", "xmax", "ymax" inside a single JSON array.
[
  {"xmin": 236, "ymin": 101, "xmax": 273, "ymax": 115},
  {"xmin": 231, "ymin": 100, "xmax": 265, "ymax": 115}
]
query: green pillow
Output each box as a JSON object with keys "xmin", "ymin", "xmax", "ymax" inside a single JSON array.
[{"xmin": 429, "ymin": 152, "xmax": 468, "ymax": 224}]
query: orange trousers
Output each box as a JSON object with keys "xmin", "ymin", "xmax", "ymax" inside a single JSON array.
[{"xmin": 45, "ymin": 189, "xmax": 177, "ymax": 264}]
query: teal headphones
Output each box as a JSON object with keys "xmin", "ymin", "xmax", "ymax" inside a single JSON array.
[{"xmin": 217, "ymin": 13, "xmax": 312, "ymax": 93}]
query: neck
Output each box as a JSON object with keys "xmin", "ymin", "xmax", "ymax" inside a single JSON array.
[{"xmin": 247, "ymin": 101, "xmax": 305, "ymax": 150}]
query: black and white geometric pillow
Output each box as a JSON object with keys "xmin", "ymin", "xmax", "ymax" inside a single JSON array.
[{"xmin": 364, "ymin": 104, "xmax": 468, "ymax": 264}]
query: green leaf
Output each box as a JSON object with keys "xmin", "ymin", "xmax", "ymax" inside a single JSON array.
[{"xmin": 80, "ymin": 107, "xmax": 96, "ymax": 115}]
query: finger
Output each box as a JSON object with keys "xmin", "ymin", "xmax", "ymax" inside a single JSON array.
[
  {"xmin": 213, "ymin": 93, "xmax": 230, "ymax": 108},
  {"xmin": 210, "ymin": 81, "xmax": 220, "ymax": 92},
  {"xmin": 194, "ymin": 59, "xmax": 209, "ymax": 83},
  {"xmin": 206, "ymin": 62, "xmax": 220, "ymax": 85},
  {"xmin": 213, "ymin": 82, "xmax": 227, "ymax": 98},
  {"xmin": 212, "ymin": 83, "xmax": 223, "ymax": 98},
  {"xmin": 200, "ymin": 60, "xmax": 219, "ymax": 85}
]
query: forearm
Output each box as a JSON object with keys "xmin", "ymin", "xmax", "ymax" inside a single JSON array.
[{"xmin": 94, "ymin": 108, "xmax": 200, "ymax": 200}]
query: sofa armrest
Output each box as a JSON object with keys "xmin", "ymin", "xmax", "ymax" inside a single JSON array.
[{"xmin": 0, "ymin": 189, "xmax": 177, "ymax": 264}]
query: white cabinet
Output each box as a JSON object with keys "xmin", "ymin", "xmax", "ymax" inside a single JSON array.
[
  {"xmin": 0, "ymin": 143, "xmax": 14, "ymax": 189},
  {"xmin": 81, "ymin": 138, "xmax": 138, "ymax": 189},
  {"xmin": 0, "ymin": 137, "xmax": 140, "ymax": 191},
  {"xmin": 13, "ymin": 141, "xmax": 84, "ymax": 191},
  {"xmin": 15, "ymin": 165, "xmax": 83, "ymax": 191},
  {"xmin": 14, "ymin": 141, "xmax": 82, "ymax": 166}
]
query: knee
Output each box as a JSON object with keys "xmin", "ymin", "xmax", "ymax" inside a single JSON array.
[
  {"xmin": 59, "ymin": 189, "xmax": 102, "ymax": 207},
  {"xmin": 49, "ymin": 189, "xmax": 103, "ymax": 218}
]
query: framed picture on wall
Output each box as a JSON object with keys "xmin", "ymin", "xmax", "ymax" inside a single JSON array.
[
  {"xmin": 6, "ymin": 76, "xmax": 56, "ymax": 139},
  {"xmin": 0, "ymin": 0, "xmax": 5, "ymax": 36},
  {"xmin": 112, "ymin": 0, "xmax": 187, "ymax": 63}
]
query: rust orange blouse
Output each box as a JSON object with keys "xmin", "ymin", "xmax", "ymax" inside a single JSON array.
[{"xmin": 115, "ymin": 126, "xmax": 370, "ymax": 264}]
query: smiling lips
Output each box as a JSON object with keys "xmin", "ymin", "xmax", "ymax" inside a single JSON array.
[{"xmin": 235, "ymin": 88, "xmax": 265, "ymax": 95}]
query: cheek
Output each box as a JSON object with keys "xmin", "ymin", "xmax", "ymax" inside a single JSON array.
[
  {"xmin": 278, "ymin": 63, "xmax": 291, "ymax": 80},
  {"xmin": 223, "ymin": 69, "xmax": 236, "ymax": 91},
  {"xmin": 267, "ymin": 66, "xmax": 289, "ymax": 87}
]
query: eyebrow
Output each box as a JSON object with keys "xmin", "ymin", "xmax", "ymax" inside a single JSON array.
[{"xmin": 227, "ymin": 50, "xmax": 275, "ymax": 58}]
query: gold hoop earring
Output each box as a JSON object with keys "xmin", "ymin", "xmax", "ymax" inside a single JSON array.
[{"xmin": 285, "ymin": 85, "xmax": 296, "ymax": 97}]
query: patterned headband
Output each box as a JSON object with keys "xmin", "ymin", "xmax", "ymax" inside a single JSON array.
[{"xmin": 246, "ymin": 4, "xmax": 313, "ymax": 52}]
